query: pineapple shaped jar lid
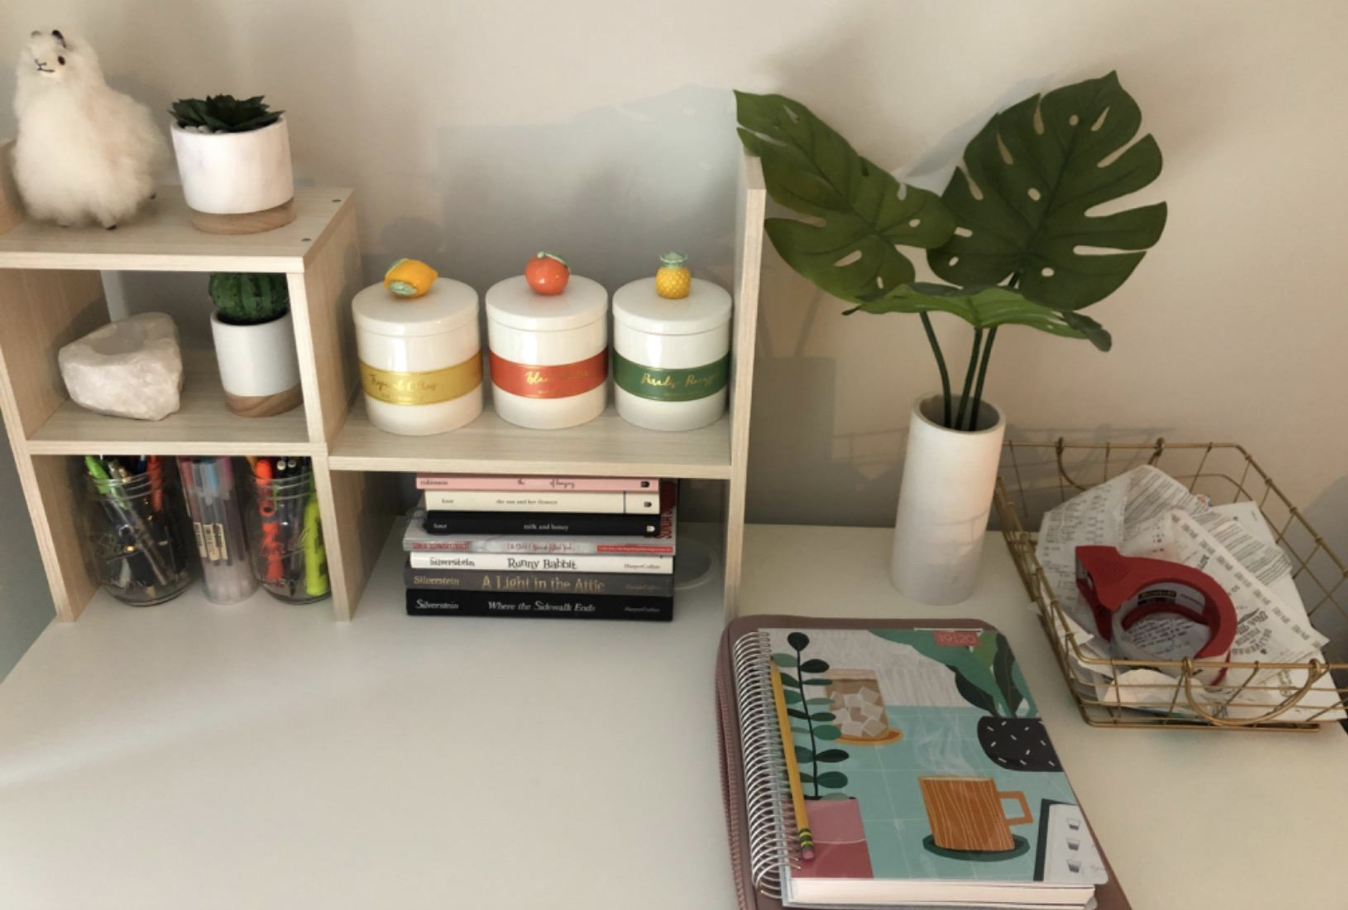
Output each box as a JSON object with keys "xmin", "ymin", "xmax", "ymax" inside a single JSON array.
[{"xmin": 613, "ymin": 253, "xmax": 731, "ymax": 336}]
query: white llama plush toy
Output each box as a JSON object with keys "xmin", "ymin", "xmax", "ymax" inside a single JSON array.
[{"xmin": 12, "ymin": 30, "xmax": 165, "ymax": 229}]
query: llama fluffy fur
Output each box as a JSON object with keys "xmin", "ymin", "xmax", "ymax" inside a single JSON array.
[{"xmin": 13, "ymin": 31, "xmax": 165, "ymax": 228}]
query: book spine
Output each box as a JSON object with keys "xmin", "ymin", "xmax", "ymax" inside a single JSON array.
[
  {"xmin": 404, "ymin": 538, "xmax": 677, "ymax": 555},
  {"xmin": 404, "ymin": 566, "xmax": 675, "ymax": 597},
  {"xmin": 406, "ymin": 588, "xmax": 673, "ymax": 621},
  {"xmin": 416, "ymin": 475, "xmax": 660, "ymax": 492},
  {"xmin": 423, "ymin": 490, "xmax": 660, "ymax": 514},
  {"xmin": 407, "ymin": 551, "xmax": 674, "ymax": 574},
  {"xmin": 422, "ymin": 511, "xmax": 658, "ymax": 537}
]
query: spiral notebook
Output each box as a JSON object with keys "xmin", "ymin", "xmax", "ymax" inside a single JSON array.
[{"xmin": 716, "ymin": 616, "xmax": 1132, "ymax": 910}]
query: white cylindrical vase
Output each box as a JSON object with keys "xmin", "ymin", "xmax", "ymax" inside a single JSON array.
[
  {"xmin": 210, "ymin": 311, "xmax": 303, "ymax": 417},
  {"xmin": 890, "ymin": 394, "xmax": 1006, "ymax": 605}
]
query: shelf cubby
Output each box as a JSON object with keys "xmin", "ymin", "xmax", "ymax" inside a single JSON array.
[
  {"xmin": 28, "ymin": 353, "xmax": 315, "ymax": 457},
  {"xmin": 0, "ymin": 146, "xmax": 765, "ymax": 623}
]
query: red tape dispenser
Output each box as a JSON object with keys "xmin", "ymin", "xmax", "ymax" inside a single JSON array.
[{"xmin": 1075, "ymin": 546, "xmax": 1238, "ymax": 684}]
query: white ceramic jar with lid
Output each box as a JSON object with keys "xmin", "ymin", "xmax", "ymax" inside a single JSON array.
[
  {"xmin": 352, "ymin": 277, "xmax": 483, "ymax": 435},
  {"xmin": 611, "ymin": 276, "xmax": 732, "ymax": 431},
  {"xmin": 485, "ymin": 275, "xmax": 608, "ymax": 429}
]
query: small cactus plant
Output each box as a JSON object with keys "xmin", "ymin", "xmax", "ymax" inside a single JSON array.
[
  {"xmin": 170, "ymin": 95, "xmax": 283, "ymax": 133},
  {"xmin": 208, "ymin": 273, "xmax": 290, "ymax": 325}
]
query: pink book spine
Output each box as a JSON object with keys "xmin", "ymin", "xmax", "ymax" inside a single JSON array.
[{"xmin": 415, "ymin": 475, "xmax": 659, "ymax": 492}]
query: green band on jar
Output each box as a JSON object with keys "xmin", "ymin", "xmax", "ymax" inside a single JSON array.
[{"xmin": 613, "ymin": 351, "xmax": 729, "ymax": 402}]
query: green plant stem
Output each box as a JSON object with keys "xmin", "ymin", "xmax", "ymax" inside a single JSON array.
[
  {"xmin": 919, "ymin": 313, "xmax": 952, "ymax": 428},
  {"xmin": 967, "ymin": 328, "xmax": 997, "ymax": 431},
  {"xmin": 794, "ymin": 642, "xmax": 821, "ymax": 799},
  {"xmin": 954, "ymin": 328, "xmax": 983, "ymax": 431},
  {"xmin": 965, "ymin": 272, "xmax": 1018, "ymax": 431}
]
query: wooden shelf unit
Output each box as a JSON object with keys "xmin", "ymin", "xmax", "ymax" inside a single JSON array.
[{"xmin": 0, "ymin": 152, "xmax": 765, "ymax": 624}]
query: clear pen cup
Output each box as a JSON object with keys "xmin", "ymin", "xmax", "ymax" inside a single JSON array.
[
  {"xmin": 84, "ymin": 461, "xmax": 194, "ymax": 606},
  {"xmin": 244, "ymin": 467, "xmax": 330, "ymax": 604}
]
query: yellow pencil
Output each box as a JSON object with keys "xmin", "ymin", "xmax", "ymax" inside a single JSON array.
[{"xmin": 770, "ymin": 662, "xmax": 815, "ymax": 859}]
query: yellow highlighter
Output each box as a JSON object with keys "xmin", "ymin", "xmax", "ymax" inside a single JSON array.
[{"xmin": 770, "ymin": 662, "xmax": 815, "ymax": 860}]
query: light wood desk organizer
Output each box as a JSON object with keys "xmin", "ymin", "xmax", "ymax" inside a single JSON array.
[{"xmin": 0, "ymin": 147, "xmax": 765, "ymax": 623}]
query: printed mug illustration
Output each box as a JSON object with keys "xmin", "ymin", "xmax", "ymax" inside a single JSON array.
[
  {"xmin": 826, "ymin": 669, "xmax": 903, "ymax": 745},
  {"xmin": 919, "ymin": 775, "xmax": 1034, "ymax": 859}
]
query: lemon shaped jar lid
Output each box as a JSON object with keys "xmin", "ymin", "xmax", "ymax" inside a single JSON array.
[
  {"xmin": 353, "ymin": 277, "xmax": 479, "ymax": 337},
  {"xmin": 613, "ymin": 277, "xmax": 731, "ymax": 335},
  {"xmin": 485, "ymin": 275, "xmax": 607, "ymax": 332}
]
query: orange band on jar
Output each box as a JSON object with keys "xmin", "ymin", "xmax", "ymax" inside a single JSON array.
[{"xmin": 490, "ymin": 349, "xmax": 609, "ymax": 399}]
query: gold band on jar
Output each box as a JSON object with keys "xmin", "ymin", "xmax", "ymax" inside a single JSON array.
[{"xmin": 359, "ymin": 353, "xmax": 483, "ymax": 406}]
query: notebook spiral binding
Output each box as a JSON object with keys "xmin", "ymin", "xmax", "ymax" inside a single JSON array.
[{"xmin": 732, "ymin": 630, "xmax": 802, "ymax": 900}]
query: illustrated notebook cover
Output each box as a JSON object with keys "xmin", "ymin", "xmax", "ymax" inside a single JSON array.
[{"xmin": 717, "ymin": 616, "xmax": 1129, "ymax": 910}]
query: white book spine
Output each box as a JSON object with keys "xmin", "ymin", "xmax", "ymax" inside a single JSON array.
[
  {"xmin": 408, "ymin": 551, "xmax": 673, "ymax": 574},
  {"xmin": 423, "ymin": 490, "xmax": 660, "ymax": 514}
]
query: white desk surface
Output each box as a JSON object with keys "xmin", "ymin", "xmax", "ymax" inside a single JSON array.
[
  {"xmin": 0, "ymin": 523, "xmax": 1343, "ymax": 909},
  {"xmin": 739, "ymin": 525, "xmax": 1348, "ymax": 910}
]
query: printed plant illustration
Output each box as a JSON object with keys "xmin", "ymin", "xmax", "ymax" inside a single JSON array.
[
  {"xmin": 774, "ymin": 631, "xmax": 851, "ymax": 799},
  {"xmin": 875, "ymin": 629, "xmax": 1060, "ymax": 772},
  {"xmin": 879, "ymin": 629, "xmax": 1035, "ymax": 718}
]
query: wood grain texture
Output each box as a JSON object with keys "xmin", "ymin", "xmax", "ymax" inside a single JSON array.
[
  {"xmin": 188, "ymin": 197, "xmax": 297, "ymax": 235},
  {"xmin": 0, "ymin": 269, "xmax": 107, "ymax": 438},
  {"xmin": 27, "ymin": 455, "xmax": 99, "ymax": 621},
  {"xmin": 722, "ymin": 153, "xmax": 767, "ymax": 619},
  {"xmin": 314, "ymin": 465, "xmax": 398, "ymax": 620},
  {"xmin": 0, "ymin": 141, "xmax": 22, "ymax": 234},
  {"xmin": 0, "ymin": 187, "xmax": 353, "ymax": 273},
  {"xmin": 289, "ymin": 197, "xmax": 362, "ymax": 445},
  {"xmin": 29, "ymin": 353, "xmax": 315, "ymax": 457},
  {"xmin": 223, "ymin": 384, "xmax": 303, "ymax": 418},
  {"xmin": 330, "ymin": 395, "xmax": 733, "ymax": 479}
]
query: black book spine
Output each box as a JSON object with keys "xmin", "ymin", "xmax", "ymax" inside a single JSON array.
[
  {"xmin": 406, "ymin": 588, "xmax": 673, "ymax": 622},
  {"xmin": 403, "ymin": 565, "xmax": 675, "ymax": 598},
  {"xmin": 422, "ymin": 511, "xmax": 658, "ymax": 537}
]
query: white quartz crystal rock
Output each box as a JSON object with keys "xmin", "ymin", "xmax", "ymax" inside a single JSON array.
[{"xmin": 58, "ymin": 313, "xmax": 184, "ymax": 421}]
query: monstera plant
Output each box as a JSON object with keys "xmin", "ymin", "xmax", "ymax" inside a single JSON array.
[{"xmin": 736, "ymin": 72, "xmax": 1166, "ymax": 431}]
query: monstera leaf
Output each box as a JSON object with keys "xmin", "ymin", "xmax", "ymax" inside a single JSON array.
[
  {"xmin": 929, "ymin": 72, "xmax": 1167, "ymax": 310},
  {"xmin": 736, "ymin": 91, "xmax": 955, "ymax": 303},
  {"xmin": 845, "ymin": 283, "xmax": 1111, "ymax": 351}
]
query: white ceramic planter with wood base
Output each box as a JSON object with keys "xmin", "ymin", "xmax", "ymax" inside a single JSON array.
[
  {"xmin": 210, "ymin": 311, "xmax": 302, "ymax": 417},
  {"xmin": 171, "ymin": 117, "xmax": 296, "ymax": 234},
  {"xmin": 890, "ymin": 393, "xmax": 1006, "ymax": 605}
]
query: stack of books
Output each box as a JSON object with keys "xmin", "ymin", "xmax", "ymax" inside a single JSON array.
[{"xmin": 403, "ymin": 474, "xmax": 677, "ymax": 621}]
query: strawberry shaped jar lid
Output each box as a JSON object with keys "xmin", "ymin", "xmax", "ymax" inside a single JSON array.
[
  {"xmin": 613, "ymin": 278, "xmax": 731, "ymax": 335},
  {"xmin": 353, "ymin": 277, "xmax": 478, "ymax": 338},
  {"xmin": 486, "ymin": 275, "xmax": 608, "ymax": 332}
]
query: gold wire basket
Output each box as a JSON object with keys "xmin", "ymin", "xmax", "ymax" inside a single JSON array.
[{"xmin": 995, "ymin": 439, "xmax": 1348, "ymax": 731}]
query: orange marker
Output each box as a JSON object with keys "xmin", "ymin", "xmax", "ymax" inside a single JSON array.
[{"xmin": 255, "ymin": 458, "xmax": 283, "ymax": 584}]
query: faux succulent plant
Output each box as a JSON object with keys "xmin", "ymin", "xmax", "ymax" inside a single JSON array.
[
  {"xmin": 170, "ymin": 95, "xmax": 283, "ymax": 133},
  {"xmin": 208, "ymin": 273, "xmax": 290, "ymax": 325}
]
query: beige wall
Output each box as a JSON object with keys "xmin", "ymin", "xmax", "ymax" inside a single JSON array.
[{"xmin": 1, "ymin": 1, "xmax": 1346, "ymax": 560}]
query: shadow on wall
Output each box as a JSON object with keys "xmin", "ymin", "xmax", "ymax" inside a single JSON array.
[
  {"xmin": 0, "ymin": 414, "xmax": 53, "ymax": 679},
  {"xmin": 362, "ymin": 84, "xmax": 739, "ymax": 294},
  {"xmin": 1302, "ymin": 475, "xmax": 1348, "ymax": 664}
]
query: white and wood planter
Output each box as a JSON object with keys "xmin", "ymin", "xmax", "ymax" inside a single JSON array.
[
  {"xmin": 209, "ymin": 311, "xmax": 303, "ymax": 417},
  {"xmin": 171, "ymin": 117, "xmax": 296, "ymax": 234}
]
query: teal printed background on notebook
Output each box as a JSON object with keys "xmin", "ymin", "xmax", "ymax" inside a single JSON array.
[{"xmin": 765, "ymin": 627, "xmax": 1108, "ymax": 896}]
